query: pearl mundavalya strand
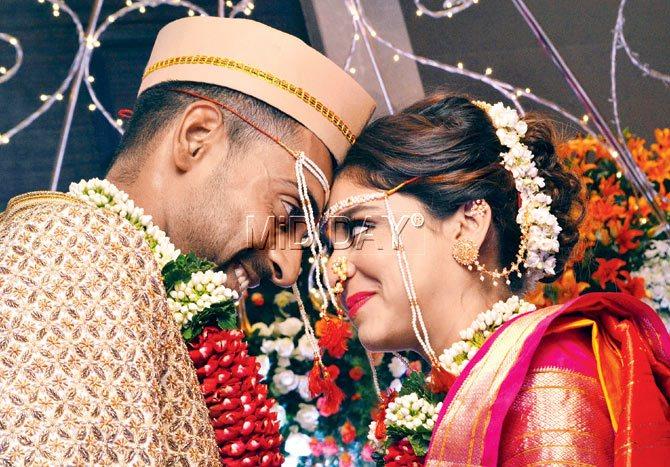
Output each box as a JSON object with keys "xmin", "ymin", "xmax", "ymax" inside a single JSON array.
[
  {"xmin": 438, "ymin": 295, "xmax": 536, "ymax": 376},
  {"xmin": 68, "ymin": 178, "xmax": 239, "ymax": 326}
]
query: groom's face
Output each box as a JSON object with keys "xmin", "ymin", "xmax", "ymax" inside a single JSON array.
[{"xmin": 172, "ymin": 124, "xmax": 333, "ymax": 294}]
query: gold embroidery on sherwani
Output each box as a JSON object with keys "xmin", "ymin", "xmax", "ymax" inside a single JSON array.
[
  {"xmin": 500, "ymin": 367, "xmax": 614, "ymax": 466},
  {"xmin": 0, "ymin": 193, "xmax": 219, "ymax": 466}
]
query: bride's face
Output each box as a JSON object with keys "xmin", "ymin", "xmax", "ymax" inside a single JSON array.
[{"xmin": 324, "ymin": 176, "xmax": 453, "ymax": 353}]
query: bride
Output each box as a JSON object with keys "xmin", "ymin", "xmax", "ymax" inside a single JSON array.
[{"xmin": 319, "ymin": 93, "xmax": 670, "ymax": 465}]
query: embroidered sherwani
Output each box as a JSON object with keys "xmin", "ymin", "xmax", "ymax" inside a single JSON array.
[{"xmin": 0, "ymin": 192, "xmax": 219, "ymax": 465}]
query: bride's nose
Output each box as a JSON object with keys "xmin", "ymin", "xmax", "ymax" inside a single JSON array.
[{"xmin": 326, "ymin": 254, "xmax": 355, "ymax": 289}]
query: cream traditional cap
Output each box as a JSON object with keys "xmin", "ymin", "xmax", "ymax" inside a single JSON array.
[{"xmin": 139, "ymin": 16, "xmax": 376, "ymax": 163}]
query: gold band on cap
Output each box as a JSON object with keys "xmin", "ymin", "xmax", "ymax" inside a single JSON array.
[{"xmin": 143, "ymin": 54, "xmax": 357, "ymax": 145}]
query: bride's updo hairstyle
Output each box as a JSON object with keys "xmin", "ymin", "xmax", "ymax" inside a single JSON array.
[{"xmin": 338, "ymin": 92, "xmax": 585, "ymax": 292}]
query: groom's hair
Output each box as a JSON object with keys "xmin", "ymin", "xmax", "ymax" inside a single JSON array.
[{"xmin": 110, "ymin": 80, "xmax": 300, "ymax": 174}]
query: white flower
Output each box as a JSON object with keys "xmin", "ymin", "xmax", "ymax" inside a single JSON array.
[
  {"xmin": 260, "ymin": 339, "xmax": 276, "ymax": 354},
  {"xmin": 256, "ymin": 354, "xmax": 271, "ymax": 379},
  {"xmin": 274, "ymin": 290, "xmax": 296, "ymax": 309},
  {"xmin": 277, "ymin": 357, "xmax": 291, "ymax": 368},
  {"xmin": 295, "ymin": 334, "xmax": 316, "ymax": 361},
  {"xmin": 295, "ymin": 403, "xmax": 320, "ymax": 432},
  {"xmin": 284, "ymin": 431, "xmax": 312, "ymax": 457},
  {"xmin": 276, "ymin": 317, "xmax": 303, "ymax": 337},
  {"xmin": 634, "ymin": 240, "xmax": 670, "ymax": 314},
  {"xmin": 388, "ymin": 356, "xmax": 407, "ymax": 378},
  {"xmin": 270, "ymin": 403, "xmax": 287, "ymax": 427},
  {"xmin": 389, "ymin": 378, "xmax": 403, "ymax": 392},
  {"xmin": 250, "ymin": 322, "xmax": 274, "ymax": 337},
  {"xmin": 297, "ymin": 375, "xmax": 313, "ymax": 401},
  {"xmin": 274, "ymin": 338, "xmax": 295, "ymax": 358},
  {"xmin": 273, "ymin": 369, "xmax": 299, "ymax": 394}
]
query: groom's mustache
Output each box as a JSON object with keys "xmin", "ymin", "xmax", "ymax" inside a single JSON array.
[{"xmin": 217, "ymin": 248, "xmax": 274, "ymax": 288}]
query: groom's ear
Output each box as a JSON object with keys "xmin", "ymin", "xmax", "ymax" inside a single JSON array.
[
  {"xmin": 450, "ymin": 200, "xmax": 492, "ymax": 250},
  {"xmin": 171, "ymin": 100, "xmax": 227, "ymax": 172}
]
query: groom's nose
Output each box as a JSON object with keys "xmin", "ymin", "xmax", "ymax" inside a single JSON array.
[{"xmin": 267, "ymin": 247, "xmax": 302, "ymax": 287}]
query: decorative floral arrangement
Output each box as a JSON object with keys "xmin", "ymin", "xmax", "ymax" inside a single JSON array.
[
  {"xmin": 526, "ymin": 129, "xmax": 670, "ymax": 326},
  {"xmin": 244, "ymin": 286, "xmax": 409, "ymax": 466},
  {"xmin": 69, "ymin": 178, "xmax": 284, "ymax": 466}
]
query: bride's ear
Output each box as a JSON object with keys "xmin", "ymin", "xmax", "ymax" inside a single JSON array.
[{"xmin": 449, "ymin": 200, "xmax": 492, "ymax": 249}]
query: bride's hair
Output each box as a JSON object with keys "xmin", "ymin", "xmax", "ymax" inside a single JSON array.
[{"xmin": 338, "ymin": 92, "xmax": 585, "ymax": 292}]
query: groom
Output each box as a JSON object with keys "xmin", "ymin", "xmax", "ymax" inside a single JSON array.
[{"xmin": 0, "ymin": 16, "xmax": 374, "ymax": 465}]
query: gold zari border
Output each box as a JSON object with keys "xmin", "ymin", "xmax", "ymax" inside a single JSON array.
[{"xmin": 143, "ymin": 55, "xmax": 356, "ymax": 145}]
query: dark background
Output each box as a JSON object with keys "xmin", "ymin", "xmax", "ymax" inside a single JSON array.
[
  {"xmin": 0, "ymin": 0, "xmax": 310, "ymax": 207},
  {"xmin": 1, "ymin": 0, "xmax": 668, "ymax": 207}
]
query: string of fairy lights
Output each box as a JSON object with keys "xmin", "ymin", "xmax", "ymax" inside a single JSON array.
[
  {"xmin": 0, "ymin": 0, "xmax": 667, "ymax": 220},
  {"xmin": 342, "ymin": 0, "xmax": 669, "ymax": 229},
  {"xmin": 0, "ymin": 0, "xmax": 254, "ymax": 147}
]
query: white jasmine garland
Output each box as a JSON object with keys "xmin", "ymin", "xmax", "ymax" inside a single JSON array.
[
  {"xmin": 68, "ymin": 178, "xmax": 238, "ymax": 329},
  {"xmin": 68, "ymin": 178, "xmax": 180, "ymax": 269},
  {"xmin": 438, "ymin": 295, "xmax": 535, "ymax": 375},
  {"xmin": 473, "ymin": 101, "xmax": 562, "ymax": 283},
  {"xmin": 384, "ymin": 393, "xmax": 442, "ymax": 432},
  {"xmin": 167, "ymin": 270, "xmax": 238, "ymax": 325}
]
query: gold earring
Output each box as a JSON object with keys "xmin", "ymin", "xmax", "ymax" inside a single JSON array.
[
  {"xmin": 452, "ymin": 239, "xmax": 479, "ymax": 270},
  {"xmin": 470, "ymin": 199, "xmax": 487, "ymax": 217}
]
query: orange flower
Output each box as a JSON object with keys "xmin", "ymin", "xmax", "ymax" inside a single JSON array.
[
  {"xmin": 524, "ymin": 283, "xmax": 554, "ymax": 308},
  {"xmin": 250, "ymin": 292, "xmax": 265, "ymax": 306},
  {"xmin": 609, "ymin": 216, "xmax": 644, "ymax": 254},
  {"xmin": 339, "ymin": 420, "xmax": 356, "ymax": 444},
  {"xmin": 589, "ymin": 196, "xmax": 626, "ymax": 224},
  {"xmin": 598, "ymin": 175, "xmax": 624, "ymax": 199},
  {"xmin": 555, "ymin": 269, "xmax": 590, "ymax": 303},
  {"xmin": 615, "ymin": 271, "xmax": 647, "ymax": 299},
  {"xmin": 592, "ymin": 258, "xmax": 627, "ymax": 289}
]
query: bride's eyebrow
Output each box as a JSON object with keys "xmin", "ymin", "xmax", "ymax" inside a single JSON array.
[{"xmin": 337, "ymin": 205, "xmax": 381, "ymax": 219}]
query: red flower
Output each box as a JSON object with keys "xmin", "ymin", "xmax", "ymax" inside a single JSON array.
[
  {"xmin": 615, "ymin": 271, "xmax": 647, "ymax": 299},
  {"xmin": 371, "ymin": 390, "xmax": 397, "ymax": 442},
  {"xmin": 189, "ymin": 327, "xmax": 284, "ymax": 466},
  {"xmin": 384, "ymin": 438, "xmax": 424, "ymax": 467},
  {"xmin": 339, "ymin": 420, "xmax": 356, "ymax": 444},
  {"xmin": 348, "ymin": 366, "xmax": 365, "ymax": 381},
  {"xmin": 592, "ymin": 258, "xmax": 627, "ymax": 289},
  {"xmin": 308, "ymin": 363, "xmax": 345, "ymax": 417},
  {"xmin": 316, "ymin": 316, "xmax": 353, "ymax": 358}
]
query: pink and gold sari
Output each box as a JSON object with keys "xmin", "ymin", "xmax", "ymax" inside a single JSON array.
[{"xmin": 426, "ymin": 292, "xmax": 670, "ymax": 466}]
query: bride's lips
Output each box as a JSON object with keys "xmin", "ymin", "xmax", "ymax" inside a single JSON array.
[{"xmin": 345, "ymin": 291, "xmax": 375, "ymax": 320}]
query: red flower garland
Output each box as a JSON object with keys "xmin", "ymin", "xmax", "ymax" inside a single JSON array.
[
  {"xmin": 189, "ymin": 327, "xmax": 284, "ymax": 466},
  {"xmin": 308, "ymin": 363, "xmax": 346, "ymax": 416},
  {"xmin": 383, "ymin": 438, "xmax": 424, "ymax": 467}
]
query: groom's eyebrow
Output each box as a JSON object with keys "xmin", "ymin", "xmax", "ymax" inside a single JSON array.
[{"xmin": 280, "ymin": 179, "xmax": 322, "ymax": 219}]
